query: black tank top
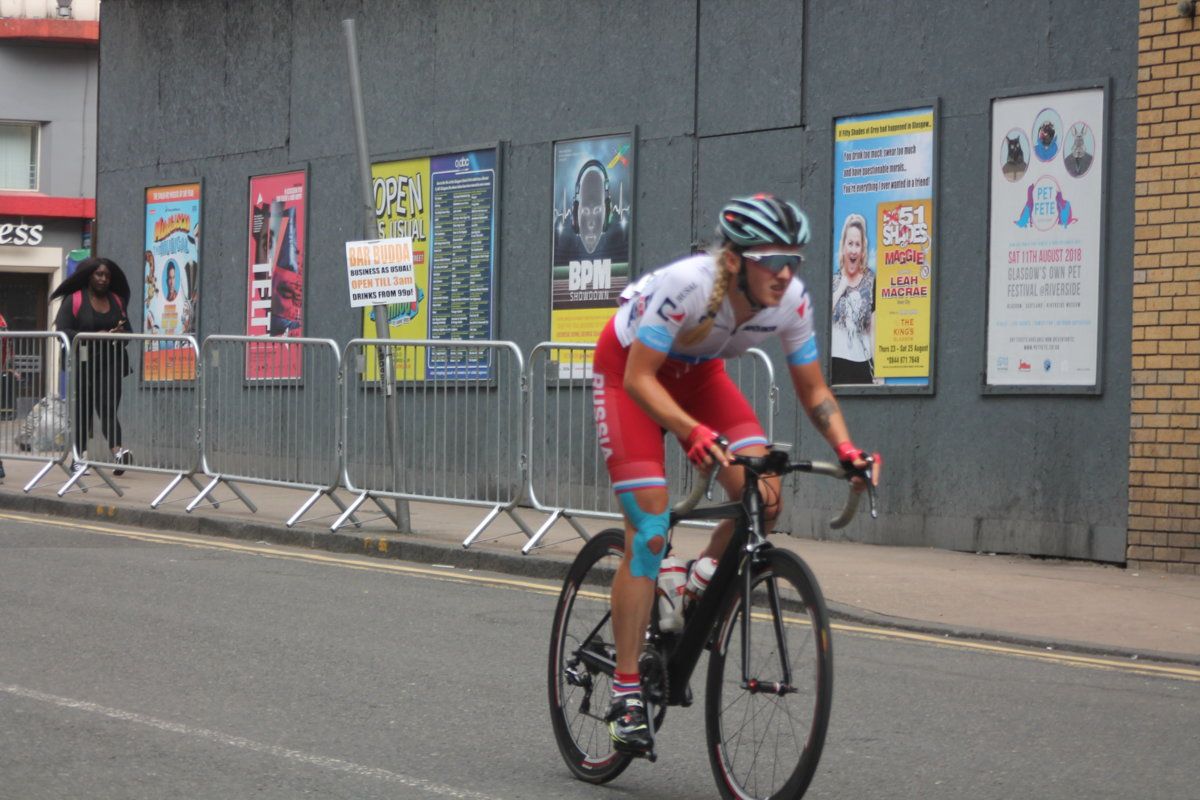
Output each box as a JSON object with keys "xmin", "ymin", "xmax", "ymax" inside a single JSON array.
[{"xmin": 78, "ymin": 295, "xmax": 125, "ymax": 333}]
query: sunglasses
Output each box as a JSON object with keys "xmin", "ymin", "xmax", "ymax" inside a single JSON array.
[{"xmin": 741, "ymin": 252, "xmax": 804, "ymax": 274}]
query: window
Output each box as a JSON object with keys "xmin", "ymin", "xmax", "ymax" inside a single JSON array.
[{"xmin": 0, "ymin": 122, "xmax": 40, "ymax": 191}]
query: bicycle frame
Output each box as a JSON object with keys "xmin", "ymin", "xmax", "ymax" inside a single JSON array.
[
  {"xmin": 570, "ymin": 467, "xmax": 786, "ymax": 707},
  {"xmin": 571, "ymin": 447, "xmax": 871, "ymax": 710},
  {"xmin": 662, "ymin": 473, "xmax": 776, "ymax": 705}
]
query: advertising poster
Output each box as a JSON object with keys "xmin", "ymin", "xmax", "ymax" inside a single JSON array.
[
  {"xmin": 362, "ymin": 147, "xmax": 497, "ymax": 381},
  {"xmin": 143, "ymin": 183, "xmax": 200, "ymax": 381},
  {"xmin": 66, "ymin": 248, "xmax": 90, "ymax": 277},
  {"xmin": 986, "ymin": 88, "xmax": 1104, "ymax": 389},
  {"xmin": 831, "ymin": 107, "xmax": 935, "ymax": 389},
  {"xmin": 550, "ymin": 132, "xmax": 634, "ymax": 372},
  {"xmin": 345, "ymin": 237, "xmax": 417, "ymax": 308},
  {"xmin": 245, "ymin": 169, "xmax": 307, "ymax": 380}
]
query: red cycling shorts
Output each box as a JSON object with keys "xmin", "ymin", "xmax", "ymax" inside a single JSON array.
[{"xmin": 592, "ymin": 318, "xmax": 767, "ymax": 493}]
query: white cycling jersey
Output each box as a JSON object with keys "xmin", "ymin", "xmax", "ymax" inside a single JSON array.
[{"xmin": 613, "ymin": 253, "xmax": 819, "ymax": 366}]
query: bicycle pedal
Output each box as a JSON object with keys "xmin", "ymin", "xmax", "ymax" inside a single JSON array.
[{"xmin": 612, "ymin": 740, "xmax": 657, "ymax": 760}]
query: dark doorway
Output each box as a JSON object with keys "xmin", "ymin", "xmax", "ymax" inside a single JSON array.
[
  {"xmin": 0, "ymin": 271, "xmax": 52, "ymax": 419},
  {"xmin": 0, "ymin": 271, "xmax": 50, "ymax": 330}
]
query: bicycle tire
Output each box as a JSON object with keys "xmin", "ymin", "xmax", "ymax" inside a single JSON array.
[
  {"xmin": 547, "ymin": 528, "xmax": 633, "ymax": 783},
  {"xmin": 704, "ymin": 548, "xmax": 833, "ymax": 800}
]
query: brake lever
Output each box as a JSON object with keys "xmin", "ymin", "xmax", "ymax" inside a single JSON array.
[
  {"xmin": 865, "ymin": 470, "xmax": 879, "ymax": 519},
  {"xmin": 705, "ymin": 435, "xmax": 732, "ymax": 501},
  {"xmin": 704, "ymin": 466, "xmax": 720, "ymax": 501},
  {"xmin": 861, "ymin": 456, "xmax": 879, "ymax": 519}
]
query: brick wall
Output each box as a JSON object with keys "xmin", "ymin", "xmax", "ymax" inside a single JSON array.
[{"xmin": 1130, "ymin": 0, "xmax": 1200, "ymax": 574}]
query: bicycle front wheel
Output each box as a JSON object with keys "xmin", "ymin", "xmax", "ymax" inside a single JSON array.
[
  {"xmin": 705, "ymin": 548, "xmax": 833, "ymax": 800},
  {"xmin": 547, "ymin": 528, "xmax": 632, "ymax": 783}
]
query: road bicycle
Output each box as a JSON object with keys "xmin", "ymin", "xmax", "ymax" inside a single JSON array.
[{"xmin": 548, "ymin": 447, "xmax": 878, "ymax": 799}]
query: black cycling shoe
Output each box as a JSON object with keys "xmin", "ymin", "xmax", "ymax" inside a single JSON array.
[{"xmin": 607, "ymin": 695, "xmax": 653, "ymax": 757}]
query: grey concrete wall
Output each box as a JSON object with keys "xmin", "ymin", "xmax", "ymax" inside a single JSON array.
[
  {"xmin": 96, "ymin": 0, "xmax": 1136, "ymax": 561},
  {"xmin": 0, "ymin": 42, "xmax": 97, "ymax": 197}
]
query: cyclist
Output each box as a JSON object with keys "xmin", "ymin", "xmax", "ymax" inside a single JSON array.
[{"xmin": 592, "ymin": 194, "xmax": 877, "ymax": 756}]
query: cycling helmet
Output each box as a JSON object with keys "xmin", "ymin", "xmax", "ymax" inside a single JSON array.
[{"xmin": 719, "ymin": 194, "xmax": 811, "ymax": 248}]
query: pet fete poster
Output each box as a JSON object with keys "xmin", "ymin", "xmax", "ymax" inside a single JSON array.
[{"xmin": 986, "ymin": 88, "xmax": 1105, "ymax": 390}]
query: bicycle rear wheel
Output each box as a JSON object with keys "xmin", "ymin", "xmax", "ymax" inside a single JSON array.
[
  {"xmin": 547, "ymin": 528, "xmax": 632, "ymax": 783},
  {"xmin": 704, "ymin": 548, "xmax": 833, "ymax": 800}
]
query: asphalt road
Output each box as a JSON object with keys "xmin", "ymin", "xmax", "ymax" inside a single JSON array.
[{"xmin": 1, "ymin": 511, "xmax": 1197, "ymax": 800}]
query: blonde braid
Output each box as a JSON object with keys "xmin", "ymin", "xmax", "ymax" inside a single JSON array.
[{"xmin": 678, "ymin": 259, "xmax": 732, "ymax": 346}]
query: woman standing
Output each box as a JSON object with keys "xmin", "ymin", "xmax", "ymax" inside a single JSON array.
[
  {"xmin": 830, "ymin": 213, "xmax": 875, "ymax": 385},
  {"xmin": 52, "ymin": 257, "xmax": 135, "ymax": 475}
]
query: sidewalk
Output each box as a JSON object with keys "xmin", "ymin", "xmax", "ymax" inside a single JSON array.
[{"xmin": 2, "ymin": 457, "xmax": 1198, "ymax": 665}]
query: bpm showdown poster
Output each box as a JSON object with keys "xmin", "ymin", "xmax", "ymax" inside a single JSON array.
[
  {"xmin": 244, "ymin": 169, "xmax": 307, "ymax": 380},
  {"xmin": 550, "ymin": 133, "xmax": 634, "ymax": 349},
  {"xmin": 831, "ymin": 107, "xmax": 935, "ymax": 389},
  {"xmin": 362, "ymin": 148, "xmax": 497, "ymax": 381},
  {"xmin": 143, "ymin": 182, "xmax": 200, "ymax": 381},
  {"xmin": 986, "ymin": 88, "xmax": 1104, "ymax": 389}
]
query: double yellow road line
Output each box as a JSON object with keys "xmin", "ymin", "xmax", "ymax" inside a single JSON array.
[{"xmin": 3, "ymin": 510, "xmax": 1198, "ymax": 684}]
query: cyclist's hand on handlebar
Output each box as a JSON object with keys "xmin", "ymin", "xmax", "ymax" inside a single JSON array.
[
  {"xmin": 685, "ymin": 425, "xmax": 731, "ymax": 469},
  {"xmin": 835, "ymin": 441, "xmax": 881, "ymax": 492}
]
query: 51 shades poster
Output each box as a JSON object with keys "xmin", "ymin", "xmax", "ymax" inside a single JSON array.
[{"xmin": 830, "ymin": 107, "xmax": 936, "ymax": 390}]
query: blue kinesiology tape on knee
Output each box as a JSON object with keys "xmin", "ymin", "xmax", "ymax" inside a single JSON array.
[{"xmin": 618, "ymin": 492, "xmax": 670, "ymax": 579}]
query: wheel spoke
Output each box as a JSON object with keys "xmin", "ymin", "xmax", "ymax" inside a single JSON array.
[
  {"xmin": 720, "ymin": 685, "xmax": 759, "ymax": 742},
  {"xmin": 730, "ymin": 671, "xmax": 754, "ymax": 776},
  {"xmin": 739, "ymin": 669, "xmax": 780, "ymax": 790},
  {"xmin": 765, "ymin": 691, "xmax": 804, "ymax": 752}
]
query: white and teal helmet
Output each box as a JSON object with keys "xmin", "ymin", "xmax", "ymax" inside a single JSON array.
[{"xmin": 719, "ymin": 194, "xmax": 811, "ymax": 248}]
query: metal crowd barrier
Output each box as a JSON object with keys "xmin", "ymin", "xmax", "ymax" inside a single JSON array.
[
  {"xmin": 0, "ymin": 331, "xmax": 80, "ymax": 492},
  {"xmin": 339, "ymin": 338, "xmax": 529, "ymax": 543},
  {"xmin": 4, "ymin": 331, "xmax": 783, "ymax": 549},
  {"xmin": 523, "ymin": 342, "xmax": 777, "ymax": 552},
  {"xmin": 192, "ymin": 335, "xmax": 346, "ymax": 526},
  {"xmin": 57, "ymin": 333, "xmax": 204, "ymax": 503}
]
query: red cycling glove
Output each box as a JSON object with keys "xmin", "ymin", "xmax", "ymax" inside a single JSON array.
[
  {"xmin": 836, "ymin": 441, "xmax": 882, "ymax": 486},
  {"xmin": 835, "ymin": 441, "xmax": 864, "ymax": 467},
  {"xmin": 685, "ymin": 424, "xmax": 725, "ymax": 468}
]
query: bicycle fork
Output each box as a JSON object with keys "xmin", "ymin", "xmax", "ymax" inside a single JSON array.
[{"xmin": 739, "ymin": 555, "xmax": 797, "ymax": 697}]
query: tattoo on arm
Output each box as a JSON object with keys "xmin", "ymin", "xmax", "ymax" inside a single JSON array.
[{"xmin": 810, "ymin": 398, "xmax": 837, "ymax": 433}]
